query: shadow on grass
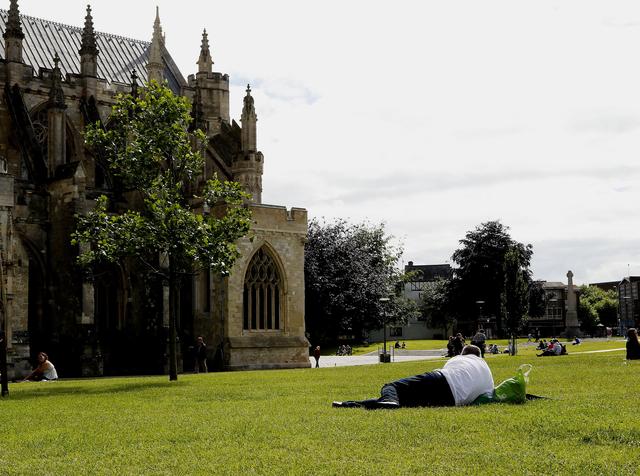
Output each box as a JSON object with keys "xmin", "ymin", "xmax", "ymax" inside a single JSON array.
[{"xmin": 4, "ymin": 378, "xmax": 189, "ymax": 401}]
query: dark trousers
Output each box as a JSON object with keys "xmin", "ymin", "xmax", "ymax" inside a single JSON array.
[{"xmin": 354, "ymin": 370, "xmax": 455, "ymax": 409}]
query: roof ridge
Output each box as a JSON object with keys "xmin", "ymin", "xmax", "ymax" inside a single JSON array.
[{"xmin": 0, "ymin": 9, "xmax": 150, "ymax": 46}]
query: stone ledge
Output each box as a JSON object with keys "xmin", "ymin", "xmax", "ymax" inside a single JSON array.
[
  {"xmin": 227, "ymin": 335, "xmax": 309, "ymax": 349},
  {"xmin": 226, "ymin": 361, "xmax": 311, "ymax": 371}
]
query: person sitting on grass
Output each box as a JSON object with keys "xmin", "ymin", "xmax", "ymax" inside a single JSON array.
[
  {"xmin": 537, "ymin": 339, "xmax": 562, "ymax": 357},
  {"xmin": 572, "ymin": 337, "xmax": 581, "ymax": 345},
  {"xmin": 332, "ymin": 344, "xmax": 493, "ymax": 409},
  {"xmin": 626, "ymin": 328, "xmax": 640, "ymax": 360},
  {"xmin": 23, "ymin": 352, "xmax": 58, "ymax": 381}
]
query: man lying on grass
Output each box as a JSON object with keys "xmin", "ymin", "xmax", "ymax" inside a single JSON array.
[{"xmin": 333, "ymin": 344, "xmax": 493, "ymax": 409}]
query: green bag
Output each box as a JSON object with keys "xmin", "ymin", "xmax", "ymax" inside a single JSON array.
[{"xmin": 493, "ymin": 364, "xmax": 532, "ymax": 404}]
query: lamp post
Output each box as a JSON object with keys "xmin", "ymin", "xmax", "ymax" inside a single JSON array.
[{"xmin": 379, "ymin": 297, "xmax": 390, "ymax": 363}]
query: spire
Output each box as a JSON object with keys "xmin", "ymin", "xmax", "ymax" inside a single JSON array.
[
  {"xmin": 242, "ymin": 84, "xmax": 256, "ymax": 117},
  {"xmin": 3, "ymin": 0, "xmax": 24, "ymax": 62},
  {"xmin": 241, "ymin": 84, "xmax": 257, "ymax": 153},
  {"xmin": 197, "ymin": 29, "xmax": 213, "ymax": 74},
  {"xmin": 147, "ymin": 6, "xmax": 164, "ymax": 83},
  {"xmin": 4, "ymin": 0, "xmax": 24, "ymax": 39},
  {"xmin": 79, "ymin": 5, "xmax": 98, "ymax": 56},
  {"xmin": 79, "ymin": 5, "xmax": 99, "ymax": 78},
  {"xmin": 48, "ymin": 53, "xmax": 67, "ymax": 109}
]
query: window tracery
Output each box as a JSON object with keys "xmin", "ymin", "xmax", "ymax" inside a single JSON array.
[{"xmin": 243, "ymin": 248, "xmax": 282, "ymax": 331}]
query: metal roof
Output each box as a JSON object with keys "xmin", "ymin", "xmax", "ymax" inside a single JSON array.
[{"xmin": 0, "ymin": 9, "xmax": 186, "ymax": 92}]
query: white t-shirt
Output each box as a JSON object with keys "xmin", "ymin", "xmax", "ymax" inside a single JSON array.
[
  {"xmin": 42, "ymin": 361, "xmax": 58, "ymax": 380},
  {"xmin": 439, "ymin": 354, "xmax": 494, "ymax": 406}
]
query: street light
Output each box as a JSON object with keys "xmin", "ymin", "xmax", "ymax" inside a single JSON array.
[{"xmin": 379, "ymin": 297, "xmax": 390, "ymax": 363}]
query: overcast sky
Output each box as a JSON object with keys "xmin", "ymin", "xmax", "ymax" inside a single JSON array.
[{"xmin": 16, "ymin": 0, "xmax": 640, "ymax": 284}]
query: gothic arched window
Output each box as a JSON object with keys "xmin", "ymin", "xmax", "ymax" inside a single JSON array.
[{"xmin": 243, "ymin": 248, "xmax": 282, "ymax": 331}]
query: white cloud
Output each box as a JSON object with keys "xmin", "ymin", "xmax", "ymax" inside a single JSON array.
[{"xmin": 18, "ymin": 0, "xmax": 640, "ymax": 284}]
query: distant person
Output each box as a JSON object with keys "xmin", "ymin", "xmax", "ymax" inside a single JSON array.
[
  {"xmin": 23, "ymin": 352, "xmax": 58, "ymax": 381},
  {"xmin": 446, "ymin": 337, "xmax": 455, "ymax": 357},
  {"xmin": 333, "ymin": 345, "xmax": 493, "ymax": 409},
  {"xmin": 572, "ymin": 337, "xmax": 581, "ymax": 345},
  {"xmin": 471, "ymin": 329, "xmax": 487, "ymax": 358},
  {"xmin": 626, "ymin": 328, "xmax": 640, "ymax": 360},
  {"xmin": 194, "ymin": 336, "xmax": 208, "ymax": 373},
  {"xmin": 537, "ymin": 339, "xmax": 562, "ymax": 357},
  {"xmin": 401, "ymin": 341, "xmax": 406, "ymax": 349},
  {"xmin": 453, "ymin": 333, "xmax": 465, "ymax": 356},
  {"xmin": 537, "ymin": 340, "xmax": 547, "ymax": 351},
  {"xmin": 394, "ymin": 341, "xmax": 401, "ymax": 349},
  {"xmin": 313, "ymin": 346, "xmax": 321, "ymax": 367}
]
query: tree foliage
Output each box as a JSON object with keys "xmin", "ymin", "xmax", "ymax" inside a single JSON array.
[
  {"xmin": 304, "ymin": 219, "xmax": 411, "ymax": 344},
  {"xmin": 578, "ymin": 285, "xmax": 618, "ymax": 332},
  {"xmin": 72, "ymin": 82, "xmax": 252, "ymax": 380},
  {"xmin": 449, "ymin": 221, "xmax": 534, "ymax": 336},
  {"xmin": 419, "ymin": 278, "xmax": 455, "ymax": 336}
]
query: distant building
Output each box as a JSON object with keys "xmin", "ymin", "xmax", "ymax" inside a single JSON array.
[
  {"xmin": 368, "ymin": 262, "xmax": 452, "ymax": 341},
  {"xmin": 590, "ymin": 281, "xmax": 618, "ymax": 293},
  {"xmin": 527, "ymin": 272, "xmax": 581, "ymax": 337},
  {"xmin": 618, "ymin": 277, "xmax": 640, "ymax": 331}
]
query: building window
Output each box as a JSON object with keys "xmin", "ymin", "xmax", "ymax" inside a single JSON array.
[
  {"xmin": 390, "ymin": 327, "xmax": 403, "ymax": 337},
  {"xmin": 243, "ymin": 248, "xmax": 282, "ymax": 331},
  {"xmin": 410, "ymin": 281, "xmax": 425, "ymax": 291}
]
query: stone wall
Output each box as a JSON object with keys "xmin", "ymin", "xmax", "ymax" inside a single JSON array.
[{"xmin": 222, "ymin": 204, "xmax": 310, "ymax": 370}]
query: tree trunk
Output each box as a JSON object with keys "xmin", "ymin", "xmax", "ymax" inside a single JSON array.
[{"xmin": 168, "ymin": 258, "xmax": 178, "ymax": 381}]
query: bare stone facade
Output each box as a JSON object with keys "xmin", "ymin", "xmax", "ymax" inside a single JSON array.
[{"xmin": 0, "ymin": 2, "xmax": 309, "ymax": 378}]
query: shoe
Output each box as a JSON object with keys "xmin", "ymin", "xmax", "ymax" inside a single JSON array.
[
  {"xmin": 332, "ymin": 401, "xmax": 363, "ymax": 408},
  {"xmin": 372, "ymin": 400, "xmax": 400, "ymax": 409}
]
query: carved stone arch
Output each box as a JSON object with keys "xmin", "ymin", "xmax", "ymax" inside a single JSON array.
[
  {"xmin": 29, "ymin": 101, "xmax": 49, "ymax": 151},
  {"xmin": 242, "ymin": 242, "xmax": 286, "ymax": 331},
  {"xmin": 242, "ymin": 240, "xmax": 288, "ymax": 293},
  {"xmin": 29, "ymin": 102, "xmax": 78, "ymax": 165},
  {"xmin": 64, "ymin": 119, "xmax": 81, "ymax": 164},
  {"xmin": 17, "ymin": 233, "xmax": 48, "ymax": 362}
]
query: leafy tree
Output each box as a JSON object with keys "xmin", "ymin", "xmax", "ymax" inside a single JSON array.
[
  {"xmin": 578, "ymin": 285, "xmax": 618, "ymax": 332},
  {"xmin": 304, "ymin": 219, "xmax": 408, "ymax": 344},
  {"xmin": 502, "ymin": 247, "xmax": 531, "ymax": 354},
  {"xmin": 527, "ymin": 280, "xmax": 547, "ymax": 318},
  {"xmin": 578, "ymin": 299, "xmax": 600, "ymax": 334},
  {"xmin": 72, "ymin": 82, "xmax": 252, "ymax": 381},
  {"xmin": 419, "ymin": 278, "xmax": 455, "ymax": 337},
  {"xmin": 449, "ymin": 221, "xmax": 533, "ymax": 336}
]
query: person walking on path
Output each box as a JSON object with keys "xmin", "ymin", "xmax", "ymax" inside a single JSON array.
[
  {"xmin": 313, "ymin": 346, "xmax": 321, "ymax": 368},
  {"xmin": 333, "ymin": 345, "xmax": 493, "ymax": 409}
]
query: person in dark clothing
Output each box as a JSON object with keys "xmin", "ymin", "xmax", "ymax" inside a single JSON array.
[
  {"xmin": 446, "ymin": 336, "xmax": 455, "ymax": 357},
  {"xmin": 453, "ymin": 333, "xmax": 465, "ymax": 356},
  {"xmin": 313, "ymin": 346, "xmax": 321, "ymax": 368},
  {"xmin": 626, "ymin": 328, "xmax": 640, "ymax": 360},
  {"xmin": 194, "ymin": 336, "xmax": 208, "ymax": 373},
  {"xmin": 471, "ymin": 329, "xmax": 486, "ymax": 358},
  {"xmin": 333, "ymin": 345, "xmax": 494, "ymax": 409}
]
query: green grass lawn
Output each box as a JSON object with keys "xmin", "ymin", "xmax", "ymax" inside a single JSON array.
[{"xmin": 1, "ymin": 346, "xmax": 638, "ymax": 475}]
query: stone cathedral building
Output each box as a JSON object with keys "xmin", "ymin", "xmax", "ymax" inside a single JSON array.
[{"xmin": 0, "ymin": 1, "xmax": 310, "ymax": 378}]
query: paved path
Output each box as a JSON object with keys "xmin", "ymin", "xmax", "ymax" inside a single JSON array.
[
  {"xmin": 311, "ymin": 347, "xmax": 627, "ymax": 368},
  {"xmin": 311, "ymin": 350, "xmax": 446, "ymax": 368}
]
